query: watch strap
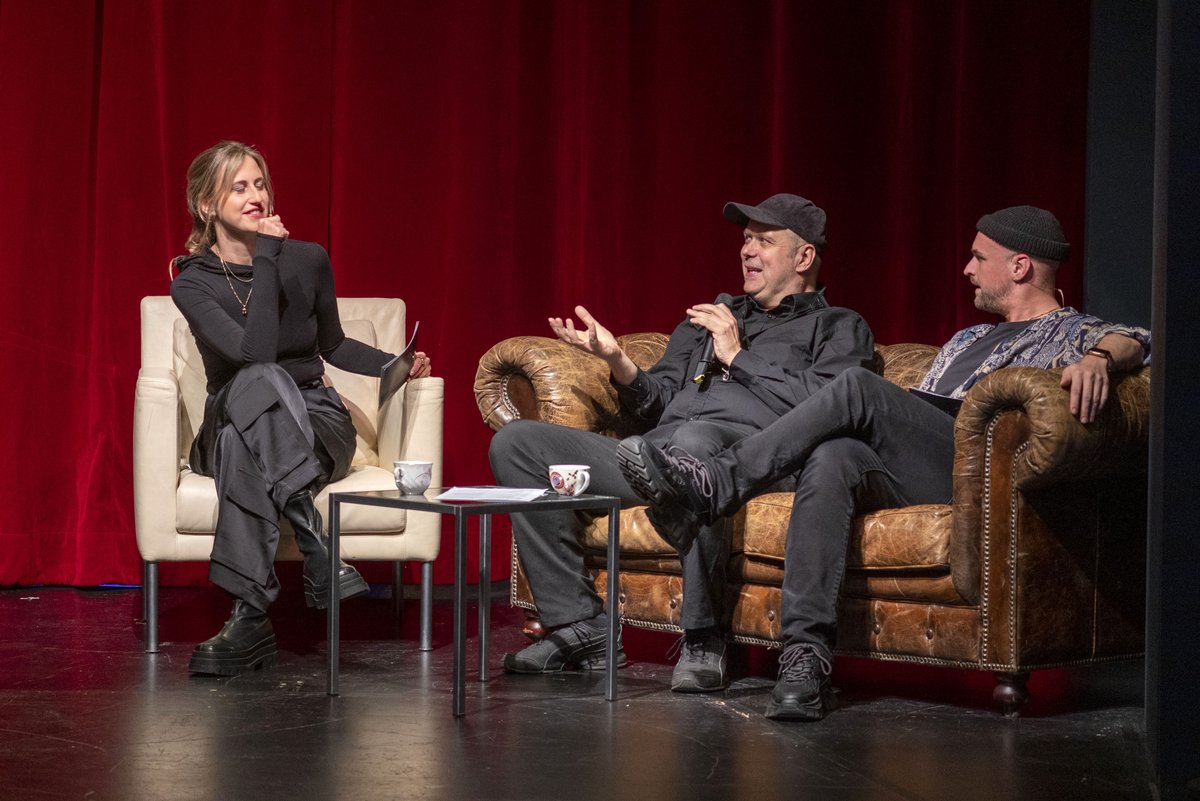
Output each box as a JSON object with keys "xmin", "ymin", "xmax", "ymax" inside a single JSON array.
[{"xmin": 1085, "ymin": 347, "xmax": 1114, "ymax": 371}]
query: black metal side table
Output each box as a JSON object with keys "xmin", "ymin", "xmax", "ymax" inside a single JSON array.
[{"xmin": 325, "ymin": 489, "xmax": 621, "ymax": 716}]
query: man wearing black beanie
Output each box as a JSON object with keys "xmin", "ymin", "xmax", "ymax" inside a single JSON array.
[{"xmin": 618, "ymin": 205, "xmax": 1151, "ymax": 722}]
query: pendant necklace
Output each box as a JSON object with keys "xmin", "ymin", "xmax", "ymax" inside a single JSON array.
[{"xmin": 215, "ymin": 247, "xmax": 253, "ymax": 316}]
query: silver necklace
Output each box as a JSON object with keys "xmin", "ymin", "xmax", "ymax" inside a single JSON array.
[{"xmin": 214, "ymin": 247, "xmax": 253, "ymax": 316}]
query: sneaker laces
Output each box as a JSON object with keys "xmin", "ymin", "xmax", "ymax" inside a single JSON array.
[
  {"xmin": 664, "ymin": 446, "xmax": 714, "ymax": 502},
  {"xmin": 778, "ymin": 643, "xmax": 832, "ymax": 683},
  {"xmin": 666, "ymin": 633, "xmax": 714, "ymax": 662}
]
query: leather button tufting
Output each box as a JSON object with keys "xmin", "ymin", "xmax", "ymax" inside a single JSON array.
[
  {"xmin": 618, "ymin": 593, "xmax": 627, "ymax": 604},
  {"xmin": 668, "ymin": 599, "xmax": 677, "ymax": 609},
  {"xmin": 873, "ymin": 623, "xmax": 881, "ymax": 634},
  {"xmin": 766, "ymin": 609, "xmax": 775, "ymax": 621},
  {"xmin": 925, "ymin": 628, "xmax": 934, "ymax": 640}
]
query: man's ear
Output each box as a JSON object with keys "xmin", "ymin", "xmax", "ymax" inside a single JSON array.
[
  {"xmin": 794, "ymin": 243, "xmax": 817, "ymax": 274},
  {"xmin": 1010, "ymin": 253, "xmax": 1034, "ymax": 283}
]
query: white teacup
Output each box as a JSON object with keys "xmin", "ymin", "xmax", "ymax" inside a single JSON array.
[
  {"xmin": 393, "ymin": 460, "xmax": 433, "ymax": 495},
  {"xmin": 548, "ymin": 464, "xmax": 591, "ymax": 497}
]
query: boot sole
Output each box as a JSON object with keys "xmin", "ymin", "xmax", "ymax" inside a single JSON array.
[
  {"xmin": 188, "ymin": 633, "xmax": 278, "ymax": 677},
  {"xmin": 305, "ymin": 569, "xmax": 371, "ymax": 609},
  {"xmin": 616, "ymin": 438, "xmax": 670, "ymax": 506}
]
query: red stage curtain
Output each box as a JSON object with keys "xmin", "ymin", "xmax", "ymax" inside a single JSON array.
[{"xmin": 0, "ymin": 0, "xmax": 1090, "ymax": 587}]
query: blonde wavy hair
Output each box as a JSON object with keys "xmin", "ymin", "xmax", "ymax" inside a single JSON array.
[{"xmin": 183, "ymin": 140, "xmax": 275, "ymax": 255}]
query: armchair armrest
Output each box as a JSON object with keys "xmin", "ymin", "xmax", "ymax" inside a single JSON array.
[
  {"xmin": 474, "ymin": 333, "xmax": 668, "ymax": 435},
  {"xmin": 133, "ymin": 367, "xmax": 181, "ymax": 561},
  {"xmin": 378, "ymin": 376, "xmax": 445, "ymax": 488}
]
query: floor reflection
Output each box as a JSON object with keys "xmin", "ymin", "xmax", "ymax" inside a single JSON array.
[{"xmin": 0, "ymin": 587, "xmax": 1151, "ymax": 801}]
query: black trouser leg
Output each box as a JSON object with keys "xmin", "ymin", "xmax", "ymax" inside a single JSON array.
[
  {"xmin": 489, "ymin": 420, "xmax": 643, "ymax": 628},
  {"xmin": 643, "ymin": 421, "xmax": 751, "ymax": 632},
  {"xmin": 709, "ymin": 367, "xmax": 955, "ymax": 515},
  {"xmin": 778, "ymin": 438, "xmax": 917, "ymax": 658}
]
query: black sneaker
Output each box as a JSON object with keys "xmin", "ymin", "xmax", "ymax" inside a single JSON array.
[
  {"xmin": 765, "ymin": 642, "xmax": 836, "ymax": 721},
  {"xmin": 670, "ymin": 630, "xmax": 729, "ymax": 693},
  {"xmin": 502, "ymin": 618, "xmax": 627, "ymax": 674},
  {"xmin": 617, "ymin": 436, "xmax": 717, "ymax": 542}
]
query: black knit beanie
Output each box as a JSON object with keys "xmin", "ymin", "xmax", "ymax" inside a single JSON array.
[{"xmin": 976, "ymin": 206, "xmax": 1070, "ymax": 262}]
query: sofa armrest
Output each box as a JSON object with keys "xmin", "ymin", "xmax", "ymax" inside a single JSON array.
[
  {"xmin": 474, "ymin": 334, "xmax": 667, "ymax": 435},
  {"xmin": 956, "ymin": 366, "xmax": 1150, "ymax": 489},
  {"xmin": 948, "ymin": 365, "xmax": 1150, "ymax": 610},
  {"xmin": 133, "ymin": 367, "xmax": 181, "ymax": 561}
]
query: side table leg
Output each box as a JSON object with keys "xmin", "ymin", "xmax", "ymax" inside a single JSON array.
[
  {"xmin": 606, "ymin": 498, "xmax": 620, "ymax": 702},
  {"xmin": 453, "ymin": 510, "xmax": 468, "ymax": 717},
  {"xmin": 419, "ymin": 560, "xmax": 433, "ymax": 652},
  {"xmin": 479, "ymin": 513, "xmax": 492, "ymax": 682},
  {"xmin": 327, "ymin": 495, "xmax": 342, "ymax": 696}
]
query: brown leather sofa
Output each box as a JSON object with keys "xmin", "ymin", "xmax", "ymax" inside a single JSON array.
[{"xmin": 474, "ymin": 334, "xmax": 1150, "ymax": 714}]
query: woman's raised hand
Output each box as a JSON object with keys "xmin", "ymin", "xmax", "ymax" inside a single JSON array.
[
  {"xmin": 410, "ymin": 351, "xmax": 432, "ymax": 379},
  {"xmin": 258, "ymin": 214, "xmax": 289, "ymax": 240}
]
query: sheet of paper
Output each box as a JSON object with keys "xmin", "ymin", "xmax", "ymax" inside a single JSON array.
[{"xmin": 434, "ymin": 486, "xmax": 551, "ymax": 502}]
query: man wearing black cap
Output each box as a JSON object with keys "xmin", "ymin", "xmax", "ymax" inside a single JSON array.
[
  {"xmin": 618, "ymin": 205, "xmax": 1151, "ymax": 720},
  {"xmin": 490, "ymin": 194, "xmax": 875, "ymax": 692}
]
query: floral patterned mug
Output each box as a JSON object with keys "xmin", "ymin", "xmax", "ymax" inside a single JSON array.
[{"xmin": 548, "ymin": 464, "xmax": 591, "ymax": 497}]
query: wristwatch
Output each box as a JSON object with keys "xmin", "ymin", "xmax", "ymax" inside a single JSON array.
[{"xmin": 1085, "ymin": 347, "xmax": 1114, "ymax": 372}]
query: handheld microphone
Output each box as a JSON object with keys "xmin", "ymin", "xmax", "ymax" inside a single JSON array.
[{"xmin": 692, "ymin": 293, "xmax": 735, "ymax": 384}]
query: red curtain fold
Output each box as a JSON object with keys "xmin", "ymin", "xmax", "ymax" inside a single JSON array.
[{"xmin": 0, "ymin": 0, "xmax": 1090, "ymax": 587}]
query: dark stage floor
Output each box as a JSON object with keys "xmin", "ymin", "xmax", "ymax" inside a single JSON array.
[{"xmin": 0, "ymin": 585, "xmax": 1154, "ymax": 801}]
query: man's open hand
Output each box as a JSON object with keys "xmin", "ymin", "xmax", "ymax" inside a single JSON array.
[{"xmin": 1060, "ymin": 355, "xmax": 1110, "ymax": 424}]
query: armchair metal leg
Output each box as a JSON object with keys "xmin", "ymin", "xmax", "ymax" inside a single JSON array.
[
  {"xmin": 143, "ymin": 561, "xmax": 159, "ymax": 654},
  {"xmin": 419, "ymin": 560, "xmax": 434, "ymax": 651},
  {"xmin": 392, "ymin": 561, "xmax": 404, "ymax": 619}
]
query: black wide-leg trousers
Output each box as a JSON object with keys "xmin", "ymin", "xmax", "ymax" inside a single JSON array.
[{"xmin": 190, "ymin": 364, "xmax": 356, "ymax": 612}]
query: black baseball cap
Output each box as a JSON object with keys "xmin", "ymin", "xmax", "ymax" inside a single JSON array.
[{"xmin": 723, "ymin": 193, "xmax": 827, "ymax": 254}]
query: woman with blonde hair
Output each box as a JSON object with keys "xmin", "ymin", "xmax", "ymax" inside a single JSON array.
[{"xmin": 170, "ymin": 140, "xmax": 431, "ymax": 675}]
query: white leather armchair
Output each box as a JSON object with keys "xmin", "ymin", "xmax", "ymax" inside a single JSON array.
[{"xmin": 134, "ymin": 296, "xmax": 444, "ymax": 652}]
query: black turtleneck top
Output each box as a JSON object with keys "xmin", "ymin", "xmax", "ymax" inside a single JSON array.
[{"xmin": 170, "ymin": 234, "xmax": 393, "ymax": 395}]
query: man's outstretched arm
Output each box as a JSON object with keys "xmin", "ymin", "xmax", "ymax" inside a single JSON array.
[{"xmin": 548, "ymin": 305, "xmax": 639, "ymax": 385}]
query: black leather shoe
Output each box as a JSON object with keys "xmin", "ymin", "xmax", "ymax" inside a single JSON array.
[
  {"xmin": 765, "ymin": 642, "xmax": 837, "ymax": 721},
  {"xmin": 282, "ymin": 490, "xmax": 369, "ymax": 609},
  {"xmin": 189, "ymin": 599, "xmax": 277, "ymax": 676}
]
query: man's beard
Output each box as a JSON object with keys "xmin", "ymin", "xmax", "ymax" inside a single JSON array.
[{"xmin": 973, "ymin": 287, "xmax": 1008, "ymax": 315}]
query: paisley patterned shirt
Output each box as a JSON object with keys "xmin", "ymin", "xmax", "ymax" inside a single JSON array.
[{"xmin": 917, "ymin": 307, "xmax": 1151, "ymax": 399}]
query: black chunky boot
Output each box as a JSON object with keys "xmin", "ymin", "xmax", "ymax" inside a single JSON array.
[
  {"xmin": 282, "ymin": 489, "xmax": 369, "ymax": 609},
  {"xmin": 189, "ymin": 599, "xmax": 277, "ymax": 676}
]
